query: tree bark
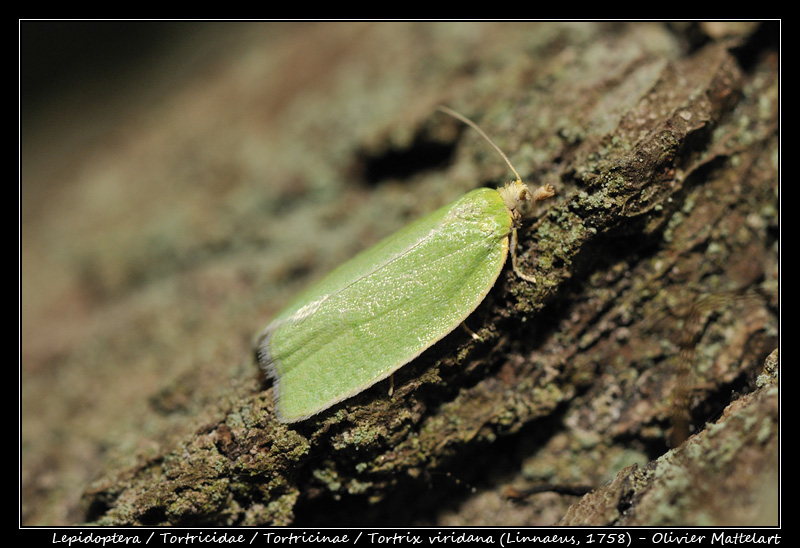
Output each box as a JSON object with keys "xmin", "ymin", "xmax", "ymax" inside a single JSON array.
[{"xmin": 22, "ymin": 22, "xmax": 778, "ymax": 527}]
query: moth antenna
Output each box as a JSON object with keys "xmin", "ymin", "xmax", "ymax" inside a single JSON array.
[{"xmin": 438, "ymin": 105, "xmax": 522, "ymax": 182}]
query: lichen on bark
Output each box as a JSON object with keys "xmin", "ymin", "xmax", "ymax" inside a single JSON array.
[{"xmin": 22, "ymin": 22, "xmax": 777, "ymax": 527}]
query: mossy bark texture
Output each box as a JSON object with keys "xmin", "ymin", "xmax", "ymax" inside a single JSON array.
[{"xmin": 21, "ymin": 22, "xmax": 778, "ymax": 526}]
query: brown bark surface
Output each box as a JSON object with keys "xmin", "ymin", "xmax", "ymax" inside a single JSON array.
[{"xmin": 21, "ymin": 22, "xmax": 778, "ymax": 526}]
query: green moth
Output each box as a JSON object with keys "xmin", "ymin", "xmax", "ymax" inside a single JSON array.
[{"xmin": 257, "ymin": 107, "xmax": 555, "ymax": 423}]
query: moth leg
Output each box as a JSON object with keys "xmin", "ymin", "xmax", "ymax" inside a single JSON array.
[
  {"xmin": 510, "ymin": 228, "xmax": 538, "ymax": 284},
  {"xmin": 460, "ymin": 322, "xmax": 482, "ymax": 341}
]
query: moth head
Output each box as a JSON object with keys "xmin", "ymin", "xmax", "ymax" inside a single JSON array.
[{"xmin": 499, "ymin": 179, "xmax": 555, "ymax": 225}]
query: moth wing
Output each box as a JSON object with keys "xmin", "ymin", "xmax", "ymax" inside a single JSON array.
[{"xmin": 259, "ymin": 188, "xmax": 512, "ymax": 422}]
